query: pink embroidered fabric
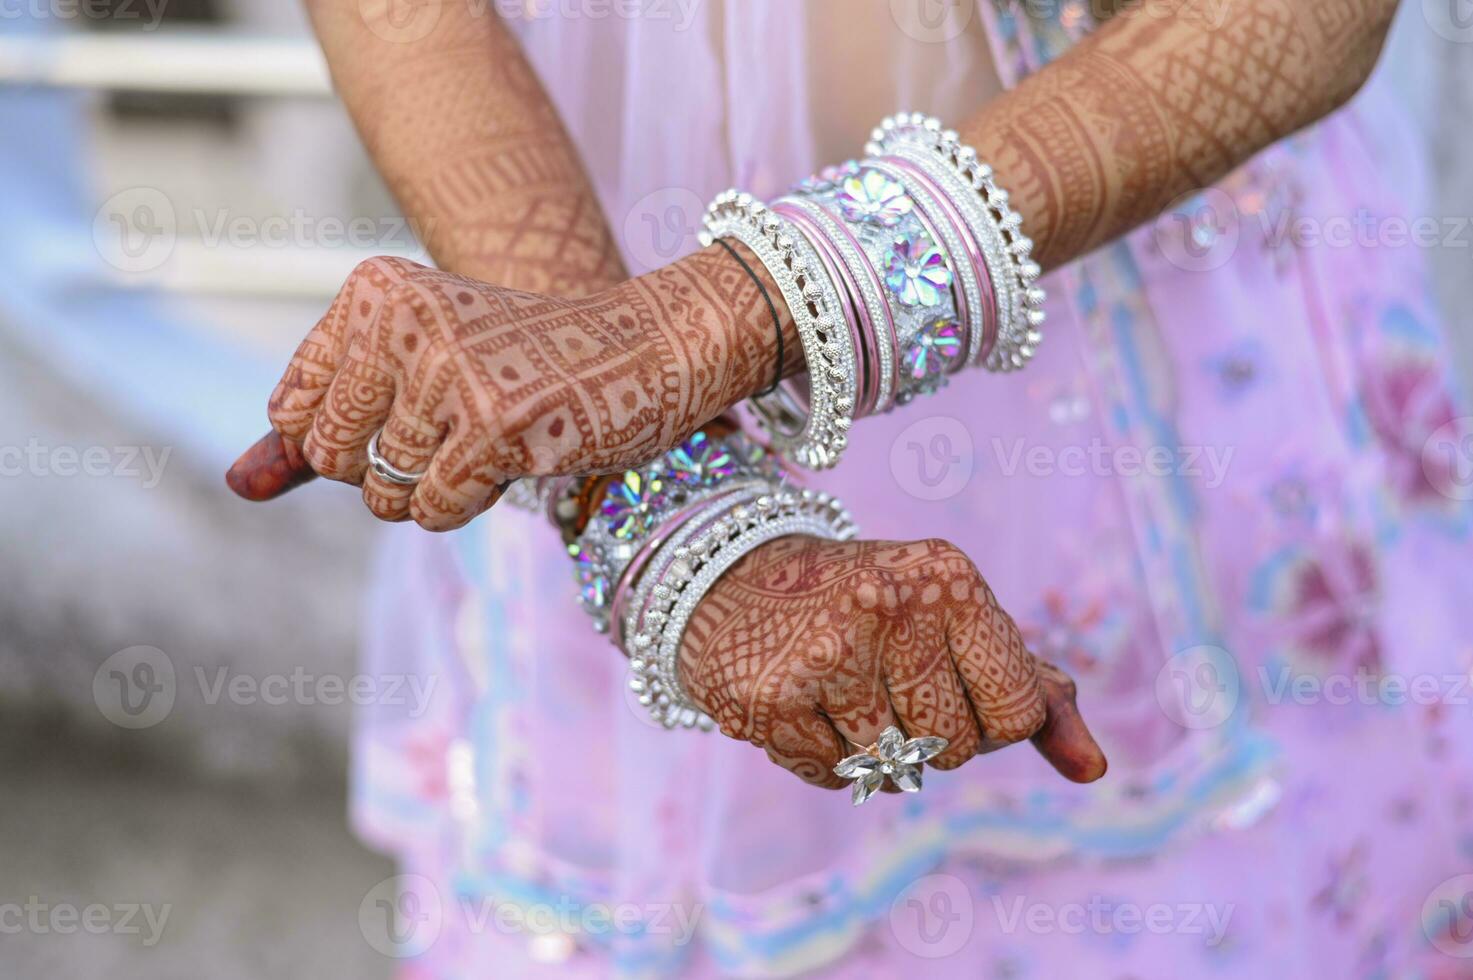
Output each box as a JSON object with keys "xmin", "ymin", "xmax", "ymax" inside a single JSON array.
[{"xmin": 350, "ymin": 5, "xmax": 1473, "ymax": 976}]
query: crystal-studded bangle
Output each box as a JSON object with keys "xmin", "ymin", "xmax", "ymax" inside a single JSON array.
[
  {"xmin": 700, "ymin": 192, "xmax": 857, "ymax": 470},
  {"xmin": 781, "ymin": 161, "xmax": 972, "ymax": 410},
  {"xmin": 568, "ymin": 429, "xmax": 774, "ymax": 635},
  {"xmin": 499, "ymin": 477, "xmax": 548, "ymax": 513},
  {"xmin": 866, "ymin": 113, "xmax": 1046, "ymax": 373},
  {"xmin": 626, "ymin": 487, "xmax": 857, "ymax": 730}
]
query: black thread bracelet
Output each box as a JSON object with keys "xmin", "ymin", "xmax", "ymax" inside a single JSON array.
[{"xmin": 714, "ymin": 237, "xmax": 784, "ymax": 398}]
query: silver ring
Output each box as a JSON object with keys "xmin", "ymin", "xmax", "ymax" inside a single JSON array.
[
  {"xmin": 833, "ymin": 725, "xmax": 948, "ymax": 806},
  {"xmin": 366, "ymin": 430, "xmax": 425, "ymax": 486}
]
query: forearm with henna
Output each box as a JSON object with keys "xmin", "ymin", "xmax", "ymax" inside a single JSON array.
[
  {"xmin": 617, "ymin": 0, "xmax": 1399, "ymax": 415},
  {"xmin": 305, "ymin": 0, "xmax": 625, "ymax": 295},
  {"xmin": 961, "ymin": 0, "xmax": 1398, "ymax": 267},
  {"xmin": 248, "ymin": 244, "xmax": 794, "ymax": 526}
]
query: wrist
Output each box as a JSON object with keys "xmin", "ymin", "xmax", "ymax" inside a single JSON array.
[{"xmin": 667, "ymin": 245, "xmax": 805, "ymax": 403}]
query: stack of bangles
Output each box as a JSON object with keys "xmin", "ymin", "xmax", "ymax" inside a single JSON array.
[
  {"xmin": 496, "ymin": 113, "xmax": 1039, "ymax": 730},
  {"xmin": 701, "ymin": 112, "xmax": 1044, "ymax": 469},
  {"xmin": 544, "ymin": 427, "xmax": 857, "ymax": 730}
]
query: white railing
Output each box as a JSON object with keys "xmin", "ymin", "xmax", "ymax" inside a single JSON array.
[
  {"xmin": 0, "ymin": 31, "xmax": 330, "ymax": 96},
  {"xmin": 0, "ymin": 28, "xmax": 404, "ymax": 297}
]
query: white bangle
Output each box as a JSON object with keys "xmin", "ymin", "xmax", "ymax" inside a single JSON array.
[
  {"xmin": 701, "ymin": 192, "xmax": 857, "ymax": 470},
  {"xmin": 627, "ymin": 488, "xmax": 857, "ymax": 730}
]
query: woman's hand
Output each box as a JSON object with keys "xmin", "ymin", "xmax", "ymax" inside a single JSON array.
[
  {"xmin": 238, "ymin": 246, "xmax": 791, "ymax": 530},
  {"xmin": 680, "ymin": 536, "xmax": 1107, "ymax": 792}
]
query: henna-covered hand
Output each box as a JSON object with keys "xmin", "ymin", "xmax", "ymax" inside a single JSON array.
[
  {"xmin": 235, "ymin": 246, "xmax": 793, "ymax": 530},
  {"xmin": 680, "ymin": 536, "xmax": 1108, "ymax": 790}
]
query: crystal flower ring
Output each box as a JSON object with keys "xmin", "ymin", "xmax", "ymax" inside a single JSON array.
[{"xmin": 833, "ymin": 725, "xmax": 948, "ymax": 806}]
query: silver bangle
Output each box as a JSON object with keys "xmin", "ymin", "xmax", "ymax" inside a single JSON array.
[
  {"xmin": 771, "ymin": 195, "xmax": 897, "ymax": 416},
  {"xmin": 628, "ymin": 488, "xmax": 857, "ymax": 730},
  {"xmin": 701, "ymin": 192, "xmax": 856, "ymax": 471}
]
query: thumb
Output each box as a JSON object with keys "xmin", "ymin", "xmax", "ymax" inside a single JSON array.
[
  {"xmin": 1029, "ymin": 659, "xmax": 1108, "ymax": 784},
  {"xmin": 226, "ymin": 430, "xmax": 317, "ymax": 501}
]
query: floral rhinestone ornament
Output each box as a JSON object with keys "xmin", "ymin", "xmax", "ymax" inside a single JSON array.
[{"xmin": 833, "ymin": 725, "xmax": 948, "ymax": 806}]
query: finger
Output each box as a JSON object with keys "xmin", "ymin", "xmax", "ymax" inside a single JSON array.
[
  {"xmin": 817, "ymin": 604, "xmax": 903, "ymax": 758},
  {"xmin": 360, "ymin": 403, "xmax": 445, "ymax": 523},
  {"xmin": 408, "ymin": 430, "xmax": 509, "ymax": 532},
  {"xmin": 301, "ymin": 356, "xmax": 396, "ymax": 484},
  {"xmin": 947, "ymin": 576, "xmax": 1047, "ymax": 745},
  {"xmin": 1029, "ymin": 660, "xmax": 1108, "ymax": 784},
  {"xmin": 266, "ymin": 257, "xmax": 407, "ymax": 443},
  {"xmin": 818, "ymin": 596, "xmax": 909, "ymax": 793},
  {"xmin": 763, "ymin": 706, "xmax": 848, "ymax": 791},
  {"xmin": 884, "ymin": 648, "xmax": 983, "ymax": 772},
  {"xmin": 225, "ymin": 431, "xmax": 317, "ymax": 501}
]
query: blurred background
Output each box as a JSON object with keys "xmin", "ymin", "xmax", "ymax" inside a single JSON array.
[{"xmin": 0, "ymin": 2, "xmax": 1468, "ymax": 977}]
